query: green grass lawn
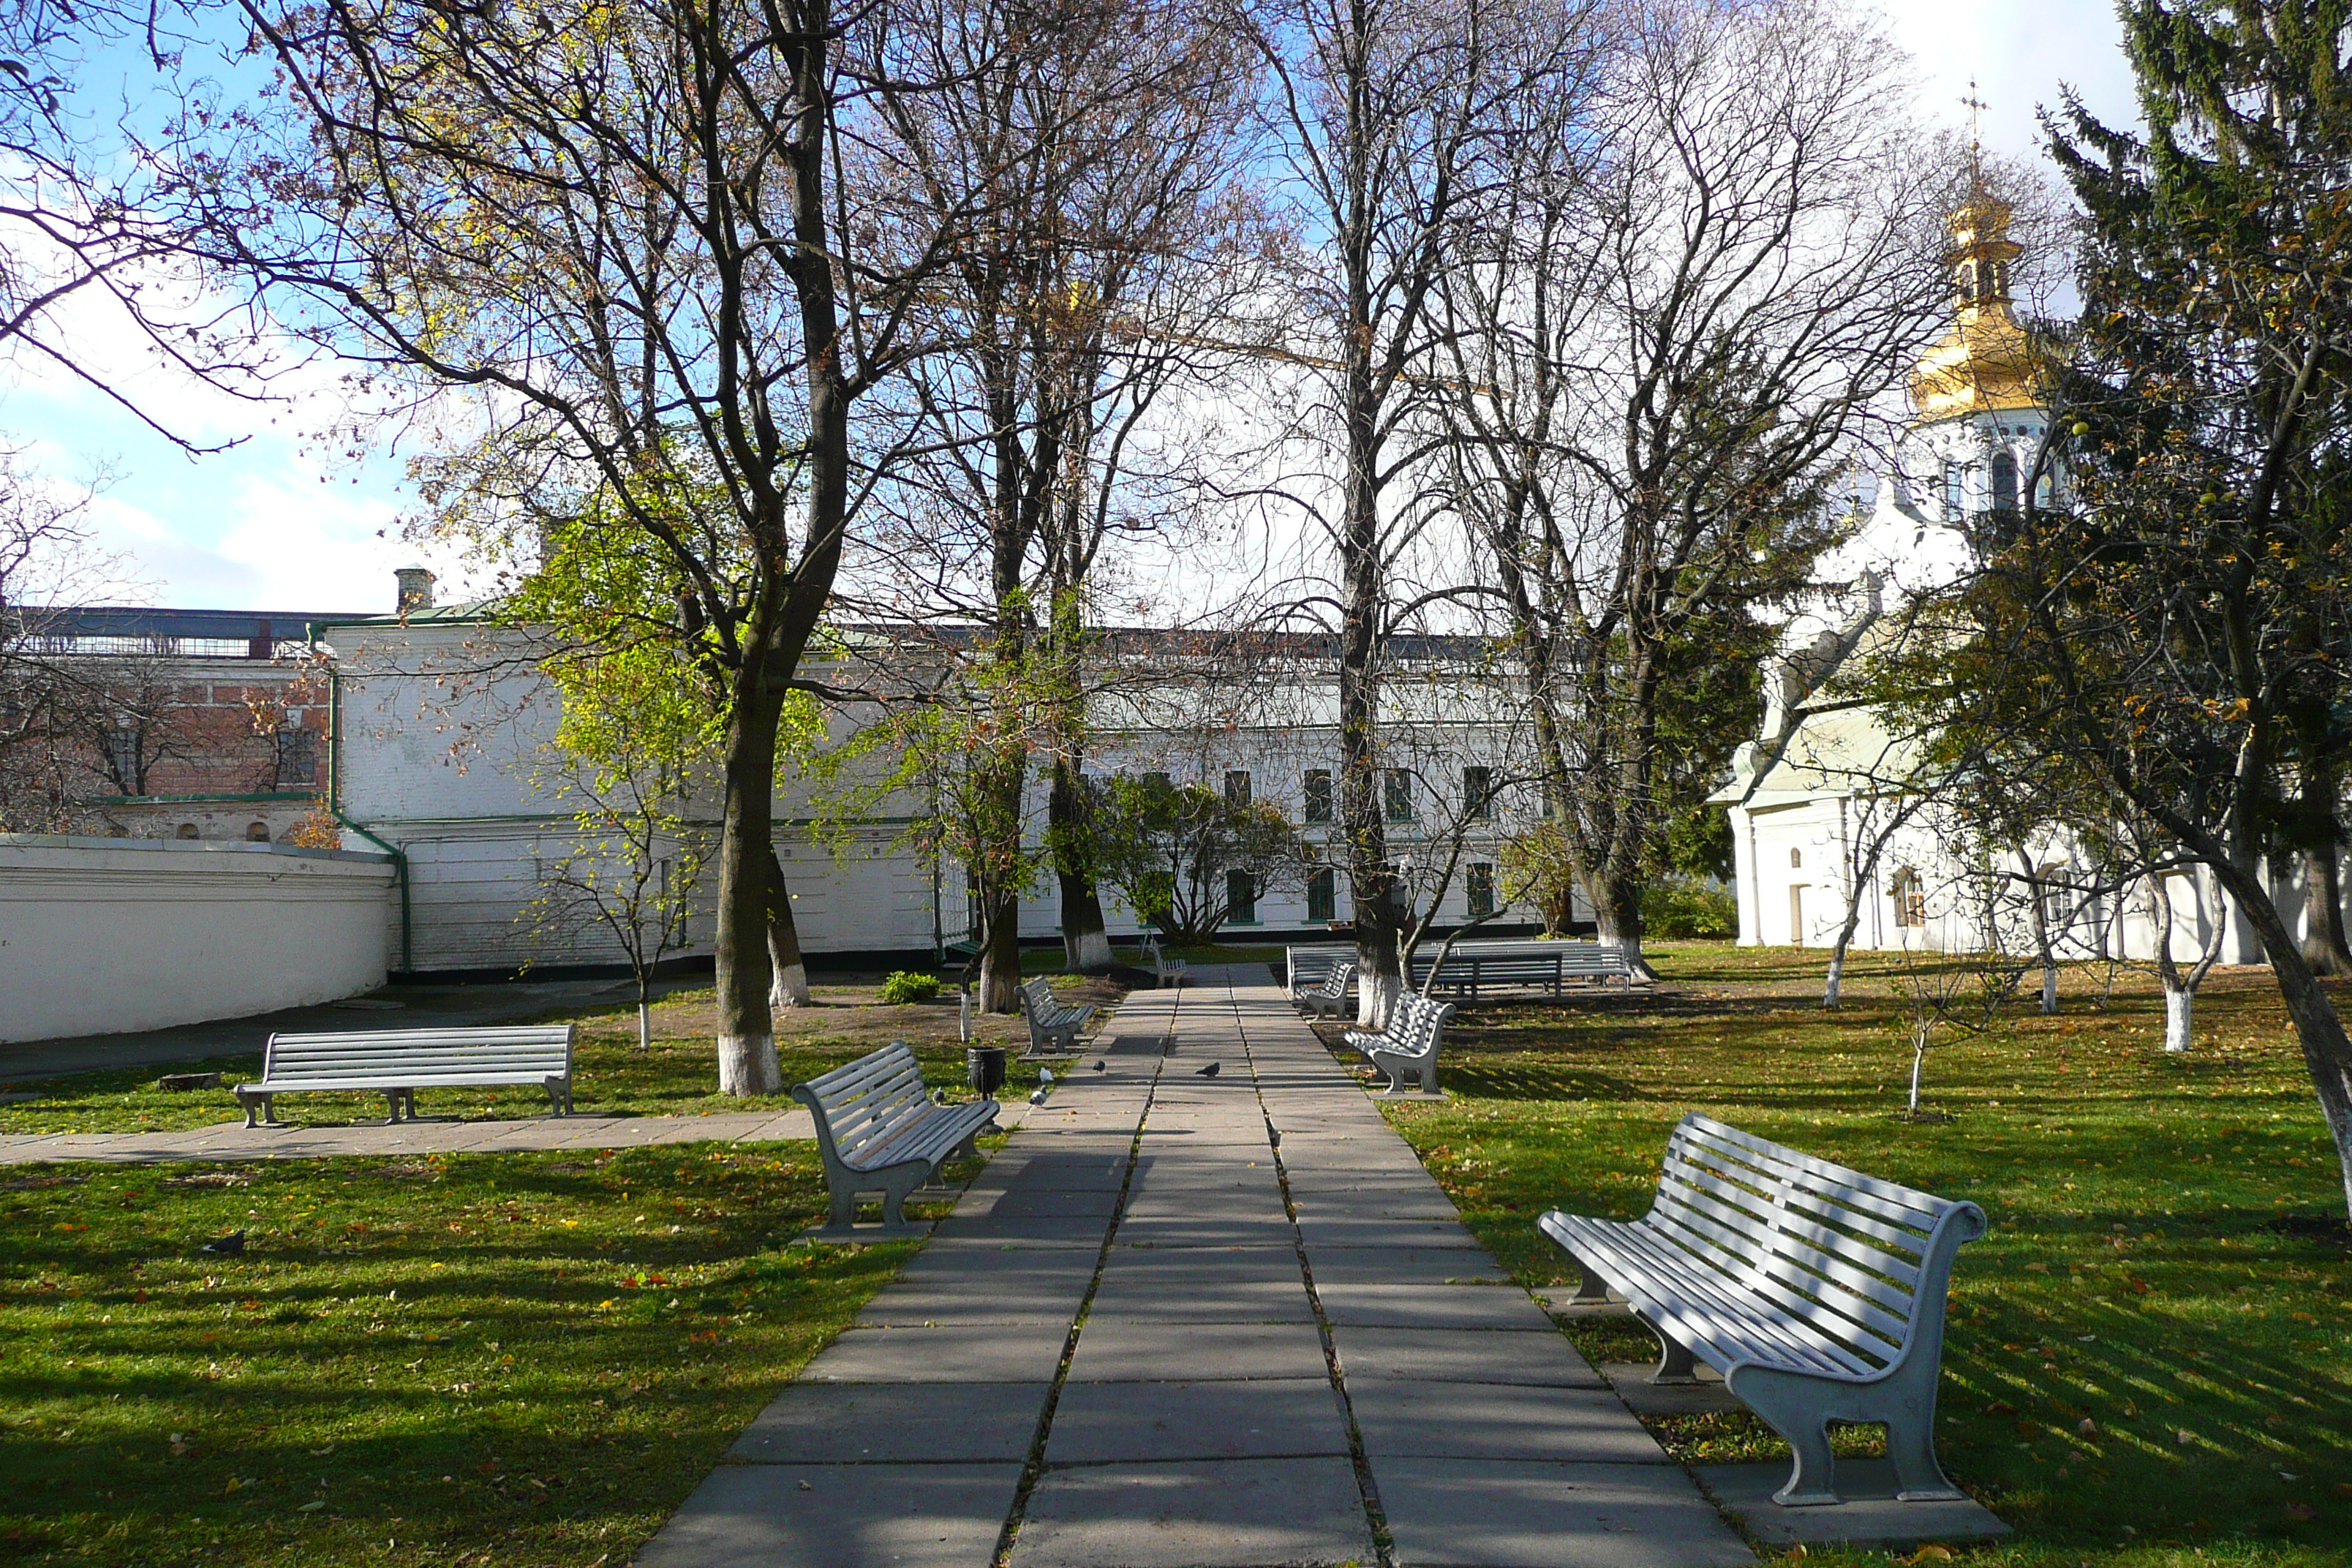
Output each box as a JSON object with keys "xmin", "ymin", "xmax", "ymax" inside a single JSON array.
[
  {"xmin": 1343, "ymin": 940, "xmax": 2352, "ymax": 1566},
  {"xmin": 0, "ymin": 979, "xmax": 1082, "ymax": 1137},
  {"xmin": 0, "ymin": 1136, "xmax": 997, "ymax": 1566}
]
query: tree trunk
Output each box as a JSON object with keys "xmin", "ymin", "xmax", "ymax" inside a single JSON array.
[
  {"xmin": 2302, "ymin": 843, "xmax": 2352, "ymax": 976},
  {"xmin": 1587, "ymin": 866, "xmax": 1650, "ymax": 976},
  {"xmin": 766, "ymin": 845, "xmax": 810, "ymax": 1009},
  {"xmin": 715, "ymin": 659, "xmax": 786, "ymax": 1096},
  {"xmin": 2207, "ymin": 856, "xmax": 2352, "ymax": 1218},
  {"xmin": 2163, "ymin": 984, "xmax": 2193, "ymax": 1053},
  {"xmin": 1049, "ymin": 758, "xmax": 1114, "ymax": 972},
  {"xmin": 638, "ymin": 997, "xmax": 653, "ymax": 1052},
  {"xmin": 978, "ymin": 891, "xmax": 1023, "ymax": 1014}
]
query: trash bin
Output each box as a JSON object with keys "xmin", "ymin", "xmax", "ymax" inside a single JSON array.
[{"xmin": 966, "ymin": 1044, "xmax": 1008, "ymax": 1098}]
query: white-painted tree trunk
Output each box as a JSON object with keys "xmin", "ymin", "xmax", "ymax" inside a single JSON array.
[
  {"xmin": 717, "ymin": 1033, "xmax": 783, "ymax": 1095},
  {"xmin": 1822, "ymin": 951, "xmax": 1844, "ymax": 1009},
  {"xmin": 1358, "ymin": 969, "xmax": 1401, "ymax": 1030},
  {"xmin": 637, "ymin": 1000, "xmax": 652, "ymax": 1052},
  {"xmin": 2164, "ymin": 986, "xmax": 2194, "ymax": 1053},
  {"xmin": 2040, "ymin": 962, "xmax": 2059, "ymax": 1015},
  {"xmin": 769, "ymin": 953, "xmax": 810, "ymax": 1009},
  {"xmin": 1065, "ymin": 927, "xmax": 1115, "ymax": 973}
]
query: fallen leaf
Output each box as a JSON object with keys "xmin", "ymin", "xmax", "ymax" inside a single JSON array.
[
  {"xmin": 1910, "ymin": 1548, "xmax": 1955, "ymax": 1565},
  {"xmin": 298, "ymin": 1501, "xmax": 325, "ymax": 1514},
  {"xmin": 2076, "ymin": 1418, "xmax": 2097, "ymax": 1438},
  {"xmin": 1984, "ymin": 1401, "xmax": 2018, "ymax": 1416}
]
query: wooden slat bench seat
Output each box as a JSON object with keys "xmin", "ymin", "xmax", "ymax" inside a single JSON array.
[
  {"xmin": 1018, "ymin": 977, "xmax": 1096, "ymax": 1056},
  {"xmin": 1342, "ymin": 992, "xmax": 1454, "ymax": 1094},
  {"xmin": 1539, "ymin": 1114, "xmax": 1988, "ymax": 1507},
  {"xmin": 233, "ymin": 1025, "xmax": 576, "ymax": 1127},
  {"xmin": 794, "ymin": 1041, "xmax": 999, "ymax": 1238},
  {"xmin": 1296, "ymin": 959, "xmax": 1357, "ymax": 1019}
]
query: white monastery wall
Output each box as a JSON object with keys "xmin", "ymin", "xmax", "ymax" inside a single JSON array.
[{"xmin": 0, "ymin": 836, "xmax": 396, "ymax": 1042}]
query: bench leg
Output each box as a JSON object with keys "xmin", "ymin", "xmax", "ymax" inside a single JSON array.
[
  {"xmin": 1649, "ymin": 1333, "xmax": 1700, "ymax": 1385},
  {"xmin": 1730, "ymin": 1366, "xmax": 1842, "ymax": 1506},
  {"xmin": 1567, "ymin": 1260, "xmax": 1613, "ymax": 1305},
  {"xmin": 1886, "ymin": 1404, "xmax": 1964, "ymax": 1502},
  {"xmin": 382, "ymin": 1090, "xmax": 405, "ymax": 1126}
]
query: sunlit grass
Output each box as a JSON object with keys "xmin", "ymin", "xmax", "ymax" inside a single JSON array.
[
  {"xmin": 1350, "ymin": 941, "xmax": 2352, "ymax": 1565},
  {"xmin": 0, "ymin": 1139, "xmax": 984, "ymax": 1565}
]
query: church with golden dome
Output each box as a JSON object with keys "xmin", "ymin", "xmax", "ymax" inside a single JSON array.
[{"xmin": 1710, "ymin": 181, "xmax": 2249, "ymax": 970}]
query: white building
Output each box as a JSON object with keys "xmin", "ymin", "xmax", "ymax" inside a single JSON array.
[{"xmin": 317, "ymin": 596, "xmax": 1550, "ymax": 979}]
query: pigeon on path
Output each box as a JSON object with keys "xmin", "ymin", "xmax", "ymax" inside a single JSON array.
[
  {"xmin": 200, "ymin": 1232, "xmax": 246, "ymax": 1256},
  {"xmin": 1091, "ymin": 1060, "xmax": 1107, "ymax": 1072},
  {"xmin": 1194, "ymin": 1061, "xmax": 1221, "ymax": 1079},
  {"xmin": 1028, "ymin": 1088, "xmax": 1049, "ymax": 1105}
]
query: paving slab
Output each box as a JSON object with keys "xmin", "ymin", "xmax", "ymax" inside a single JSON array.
[
  {"xmin": 800, "ymin": 1321, "xmax": 1071, "ymax": 1384},
  {"xmin": 1695, "ymin": 1458, "xmax": 2011, "ymax": 1551},
  {"xmin": 1088, "ymin": 1272, "xmax": 1315, "ymax": 1324},
  {"xmin": 1296, "ymin": 1215, "xmax": 1486, "ymax": 1249},
  {"xmin": 929, "ymin": 1213, "xmax": 1113, "ymax": 1245},
  {"xmin": 958, "ymin": 1188, "xmax": 1123, "ymax": 1220},
  {"xmin": 730, "ymin": 1382, "xmax": 1049, "ymax": 1462},
  {"xmin": 1067, "ymin": 1318, "xmax": 1330, "ymax": 1382},
  {"xmin": 1376, "ymin": 1457, "xmax": 1757, "ymax": 1568},
  {"xmin": 1044, "ymin": 1378, "xmax": 1350, "ymax": 1463},
  {"xmin": 1011, "ymin": 1456, "xmax": 1374, "ymax": 1568},
  {"xmin": 1347, "ymin": 1380, "xmax": 1669, "ymax": 1465},
  {"xmin": 1305, "ymin": 1247, "xmax": 1509, "ymax": 1286},
  {"xmin": 1315, "ymin": 1282, "xmax": 1559, "ymax": 1332},
  {"xmin": 1333, "ymin": 1327, "xmax": 1608, "ymax": 1389},
  {"xmin": 1111, "ymin": 1213, "xmax": 1300, "ymax": 1250},
  {"xmin": 635, "ymin": 1460, "xmax": 1022, "ymax": 1568}
]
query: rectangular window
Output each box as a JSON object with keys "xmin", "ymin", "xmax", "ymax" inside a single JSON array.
[
  {"xmin": 1384, "ymin": 768, "xmax": 1414, "ymax": 823},
  {"xmin": 276, "ymin": 727, "xmax": 317, "ymax": 786},
  {"xmin": 1467, "ymin": 862, "xmax": 1496, "ymax": 919},
  {"xmin": 1224, "ymin": 769, "xmax": 1251, "ymax": 809},
  {"xmin": 1942, "ymin": 461, "xmax": 1966, "ymax": 521},
  {"xmin": 1143, "ymin": 770, "xmax": 1171, "ymax": 792},
  {"xmin": 1226, "ymin": 870, "xmax": 1257, "ymax": 924},
  {"xmin": 1303, "ymin": 769, "xmax": 1333, "ymax": 823},
  {"xmin": 1463, "ymin": 766, "xmax": 1492, "ymax": 821},
  {"xmin": 1892, "ymin": 868, "xmax": 1925, "ymax": 929},
  {"xmin": 1307, "ymin": 867, "xmax": 1336, "ymax": 924}
]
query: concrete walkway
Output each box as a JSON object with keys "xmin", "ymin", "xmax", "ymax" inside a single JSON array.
[{"xmin": 636, "ymin": 968, "xmax": 1754, "ymax": 1568}]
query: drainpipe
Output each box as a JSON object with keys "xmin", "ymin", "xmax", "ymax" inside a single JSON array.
[{"xmin": 323, "ymin": 660, "xmax": 414, "ymax": 975}]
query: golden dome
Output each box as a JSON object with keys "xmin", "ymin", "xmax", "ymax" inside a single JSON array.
[{"xmin": 1909, "ymin": 187, "xmax": 2043, "ymax": 423}]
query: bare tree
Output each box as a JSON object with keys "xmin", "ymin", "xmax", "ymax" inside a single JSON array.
[
  {"xmin": 1240, "ymin": 0, "xmax": 1599, "ymax": 1025},
  {"xmin": 846, "ymin": 0, "xmax": 1259, "ymax": 1006},
  {"xmin": 178, "ymin": 0, "xmax": 1038, "ymax": 1093},
  {"xmin": 1436, "ymin": 0, "xmax": 1942, "ymax": 974}
]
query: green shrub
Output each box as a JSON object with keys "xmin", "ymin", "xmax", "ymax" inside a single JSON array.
[
  {"xmin": 879, "ymin": 970, "xmax": 943, "ymax": 1004},
  {"xmin": 1640, "ymin": 876, "xmax": 1737, "ymax": 939}
]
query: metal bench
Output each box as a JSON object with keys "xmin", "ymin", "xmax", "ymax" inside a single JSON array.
[
  {"xmin": 1539, "ymin": 1113, "xmax": 1988, "ymax": 1508},
  {"xmin": 233, "ymin": 1025, "xmax": 576, "ymax": 1127},
  {"xmin": 1297, "ymin": 959, "xmax": 1357, "ymax": 1019},
  {"xmin": 1418, "ymin": 944, "xmax": 1639, "ymax": 998},
  {"xmin": 1018, "ymin": 977, "xmax": 1096, "ymax": 1056},
  {"xmin": 1343, "ymin": 992, "xmax": 1453, "ymax": 1093},
  {"xmin": 1139, "ymin": 933, "xmax": 1188, "ymax": 989},
  {"xmin": 1286, "ymin": 945, "xmax": 1346, "ymax": 1002},
  {"xmin": 794, "ymin": 1041, "xmax": 999, "ymax": 1238}
]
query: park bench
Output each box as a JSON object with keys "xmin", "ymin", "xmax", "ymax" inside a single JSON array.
[
  {"xmin": 1139, "ymin": 932, "xmax": 1188, "ymax": 989},
  {"xmin": 233, "ymin": 1025, "xmax": 576, "ymax": 1127},
  {"xmin": 1343, "ymin": 991, "xmax": 1454, "ymax": 1094},
  {"xmin": 1018, "ymin": 977, "xmax": 1096, "ymax": 1056},
  {"xmin": 794, "ymin": 1041, "xmax": 999, "ymax": 1238},
  {"xmin": 1297, "ymin": 959, "xmax": 1357, "ymax": 1019},
  {"xmin": 1286, "ymin": 945, "xmax": 1346, "ymax": 1001},
  {"xmin": 1412, "ymin": 942, "xmax": 1640, "ymax": 997},
  {"xmin": 1539, "ymin": 1113, "xmax": 1988, "ymax": 1508}
]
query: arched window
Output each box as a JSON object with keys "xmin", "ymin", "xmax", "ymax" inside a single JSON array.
[
  {"xmin": 246, "ymin": 822, "xmax": 271, "ymax": 843},
  {"xmin": 1991, "ymin": 450, "xmax": 2019, "ymax": 513},
  {"xmin": 1789, "ymin": 848, "xmax": 1802, "ymax": 870},
  {"xmin": 175, "ymin": 823, "xmax": 200, "ymax": 840}
]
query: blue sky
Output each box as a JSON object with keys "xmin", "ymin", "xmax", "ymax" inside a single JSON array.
[{"xmin": 0, "ymin": 0, "xmax": 2144, "ymax": 614}]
